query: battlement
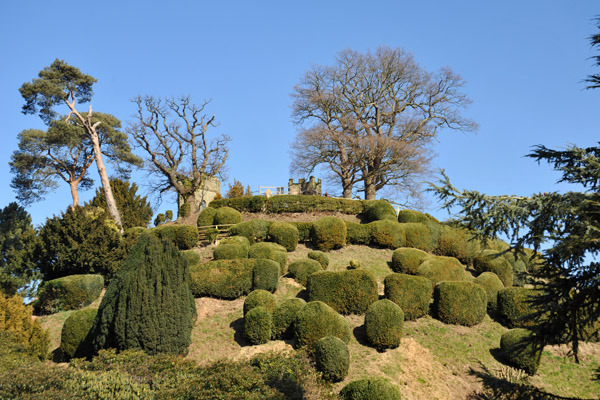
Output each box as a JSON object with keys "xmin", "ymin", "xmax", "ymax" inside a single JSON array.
[{"xmin": 288, "ymin": 176, "xmax": 322, "ymax": 196}]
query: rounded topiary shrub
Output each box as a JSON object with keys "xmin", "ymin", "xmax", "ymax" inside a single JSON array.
[
  {"xmin": 243, "ymin": 289, "xmax": 276, "ymax": 317},
  {"xmin": 307, "ymin": 269, "xmax": 378, "ymax": 315},
  {"xmin": 221, "ymin": 235, "xmax": 251, "ymax": 251},
  {"xmin": 294, "ymin": 301, "xmax": 351, "ymax": 349},
  {"xmin": 214, "ymin": 206, "xmax": 242, "ymax": 225},
  {"xmin": 249, "ymin": 242, "xmax": 288, "ymax": 274},
  {"xmin": 384, "ymin": 273, "xmax": 433, "ymax": 320},
  {"xmin": 288, "ymin": 259, "xmax": 323, "ymax": 286},
  {"xmin": 189, "ymin": 259, "xmax": 255, "ymax": 299},
  {"xmin": 268, "ymin": 221, "xmax": 299, "ymax": 252},
  {"xmin": 179, "ymin": 203, "xmax": 191, "ymax": 219},
  {"xmin": 402, "ymin": 223, "xmax": 436, "ymax": 252},
  {"xmin": 474, "ymin": 272, "xmax": 504, "ymax": 312},
  {"xmin": 391, "ymin": 247, "xmax": 430, "ymax": 274},
  {"xmin": 291, "ymin": 221, "xmax": 314, "ymax": 242},
  {"xmin": 497, "ymin": 287, "xmax": 540, "ymax": 328},
  {"xmin": 197, "ymin": 207, "xmax": 217, "ymax": 227},
  {"xmin": 369, "ymin": 220, "xmax": 405, "ymax": 249},
  {"xmin": 348, "ymin": 259, "xmax": 361, "ymax": 269},
  {"xmin": 213, "ymin": 243, "xmax": 249, "ymax": 260},
  {"xmin": 181, "ymin": 250, "xmax": 201, "ymax": 266},
  {"xmin": 436, "ymin": 226, "xmax": 481, "ymax": 265},
  {"xmin": 416, "ymin": 256, "xmax": 465, "ymax": 289},
  {"xmin": 35, "ymin": 274, "xmax": 104, "ymax": 315},
  {"xmin": 433, "ymin": 281, "xmax": 487, "ymax": 326},
  {"xmin": 473, "ymin": 249, "xmax": 514, "ymax": 287},
  {"xmin": 230, "ymin": 219, "xmax": 272, "ymax": 244},
  {"xmin": 272, "ymin": 298, "xmax": 306, "ymax": 340},
  {"xmin": 60, "ymin": 308, "xmax": 98, "ymax": 360},
  {"xmin": 311, "ymin": 217, "xmax": 347, "ymax": 251},
  {"xmin": 315, "ymin": 336, "xmax": 349, "ymax": 382},
  {"xmin": 152, "ymin": 225, "xmax": 199, "ymax": 250},
  {"xmin": 252, "ymin": 259, "xmax": 280, "ymax": 293},
  {"xmin": 244, "ymin": 306, "xmax": 272, "ymax": 345},
  {"xmin": 307, "ymin": 250, "xmax": 329, "ymax": 269},
  {"xmin": 500, "ymin": 329, "xmax": 543, "ymax": 375},
  {"xmin": 365, "ymin": 299, "xmax": 404, "ymax": 351},
  {"xmin": 345, "ymin": 222, "xmax": 372, "ymax": 245},
  {"xmin": 340, "ymin": 378, "xmax": 402, "ymax": 400},
  {"xmin": 397, "ymin": 209, "xmax": 429, "ymax": 223},
  {"xmin": 362, "ymin": 200, "xmax": 397, "ymax": 222}
]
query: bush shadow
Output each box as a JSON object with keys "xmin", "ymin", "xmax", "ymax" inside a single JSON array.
[
  {"xmin": 229, "ymin": 317, "xmax": 250, "ymax": 347},
  {"xmin": 352, "ymin": 324, "xmax": 370, "ymax": 347}
]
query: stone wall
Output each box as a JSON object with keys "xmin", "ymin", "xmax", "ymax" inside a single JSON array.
[
  {"xmin": 288, "ymin": 176, "xmax": 322, "ymax": 196},
  {"xmin": 178, "ymin": 176, "xmax": 221, "ymax": 213}
]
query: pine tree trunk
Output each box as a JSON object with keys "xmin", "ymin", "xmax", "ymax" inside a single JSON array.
[{"xmin": 69, "ymin": 181, "xmax": 79, "ymax": 211}]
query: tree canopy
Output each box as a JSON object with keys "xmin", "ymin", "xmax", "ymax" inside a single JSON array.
[{"xmin": 586, "ymin": 16, "xmax": 600, "ymax": 89}]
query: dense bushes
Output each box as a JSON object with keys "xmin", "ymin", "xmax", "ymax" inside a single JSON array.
[
  {"xmin": 35, "ymin": 274, "xmax": 104, "ymax": 314},
  {"xmin": 190, "ymin": 259, "xmax": 255, "ymax": 299},
  {"xmin": 60, "ymin": 308, "xmax": 98, "ymax": 360},
  {"xmin": 473, "ymin": 249, "xmax": 514, "ymax": 287},
  {"xmin": 474, "ymin": 272, "xmax": 504, "ymax": 312},
  {"xmin": 230, "ymin": 219, "xmax": 272, "ymax": 244},
  {"xmin": 315, "ymin": 336, "xmax": 349, "ymax": 382},
  {"xmin": 214, "ymin": 195, "xmax": 364, "ymax": 214},
  {"xmin": 244, "ymin": 306, "xmax": 272, "ymax": 345},
  {"xmin": 197, "ymin": 207, "xmax": 217, "ymax": 227},
  {"xmin": 340, "ymin": 378, "xmax": 402, "ymax": 400},
  {"xmin": 416, "ymin": 256, "xmax": 465, "ymax": 289},
  {"xmin": 384, "ymin": 273, "xmax": 432, "ymax": 320},
  {"xmin": 497, "ymin": 287, "xmax": 540, "ymax": 328},
  {"xmin": 288, "ymin": 259, "xmax": 323, "ymax": 286},
  {"xmin": 307, "ymin": 269, "xmax": 378, "ymax": 315},
  {"xmin": 402, "ymin": 223, "xmax": 436, "ymax": 251},
  {"xmin": 435, "ymin": 226, "xmax": 481, "ymax": 265},
  {"xmin": 345, "ymin": 222, "xmax": 372, "ymax": 245},
  {"xmin": 181, "ymin": 249, "xmax": 201, "ymax": 266},
  {"xmin": 272, "ymin": 298, "xmax": 306, "ymax": 340},
  {"xmin": 361, "ymin": 200, "xmax": 397, "ymax": 222},
  {"xmin": 213, "ymin": 242, "xmax": 249, "ymax": 260},
  {"xmin": 252, "ymin": 259, "xmax": 280, "ymax": 293},
  {"xmin": 268, "ymin": 221, "xmax": 299, "ymax": 251},
  {"xmin": 312, "ymin": 217, "xmax": 347, "ymax": 251},
  {"xmin": 291, "ymin": 221, "xmax": 314, "ymax": 242},
  {"xmin": 294, "ymin": 301, "xmax": 351, "ymax": 349},
  {"xmin": 500, "ymin": 329, "xmax": 543, "ymax": 375},
  {"xmin": 307, "ymin": 250, "xmax": 329, "ymax": 268},
  {"xmin": 365, "ymin": 299, "xmax": 404, "ymax": 350},
  {"xmin": 397, "ymin": 209, "xmax": 429, "ymax": 223},
  {"xmin": 244, "ymin": 289, "xmax": 276, "ymax": 317},
  {"xmin": 249, "ymin": 242, "xmax": 288, "ymax": 274},
  {"xmin": 210, "ymin": 195, "xmax": 268, "ymax": 212},
  {"xmin": 214, "ymin": 206, "xmax": 242, "ymax": 225},
  {"xmin": 433, "ymin": 281, "xmax": 487, "ymax": 326},
  {"xmin": 391, "ymin": 247, "xmax": 430, "ymax": 274},
  {"xmin": 151, "ymin": 225, "xmax": 199, "ymax": 250},
  {"xmin": 369, "ymin": 220, "xmax": 405, "ymax": 249}
]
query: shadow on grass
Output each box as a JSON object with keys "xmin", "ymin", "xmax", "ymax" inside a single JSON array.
[
  {"xmin": 352, "ymin": 324, "xmax": 370, "ymax": 347},
  {"xmin": 229, "ymin": 317, "xmax": 250, "ymax": 347}
]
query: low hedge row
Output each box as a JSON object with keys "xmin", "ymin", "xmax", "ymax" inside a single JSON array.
[
  {"xmin": 384, "ymin": 273, "xmax": 432, "ymax": 320},
  {"xmin": 35, "ymin": 274, "xmax": 104, "ymax": 315},
  {"xmin": 307, "ymin": 269, "xmax": 378, "ymax": 315},
  {"xmin": 210, "ymin": 195, "xmax": 364, "ymax": 214}
]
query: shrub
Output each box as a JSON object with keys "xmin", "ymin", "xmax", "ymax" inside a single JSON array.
[
  {"xmin": 291, "ymin": 221, "xmax": 314, "ymax": 242},
  {"xmin": 213, "ymin": 243, "xmax": 249, "ymax": 260},
  {"xmin": 154, "ymin": 213, "xmax": 166, "ymax": 226},
  {"xmin": 365, "ymin": 299, "xmax": 404, "ymax": 350},
  {"xmin": 91, "ymin": 233, "xmax": 197, "ymax": 355},
  {"xmin": 345, "ymin": 222, "xmax": 372, "ymax": 245},
  {"xmin": 369, "ymin": 220, "xmax": 405, "ymax": 249},
  {"xmin": 391, "ymin": 247, "xmax": 430, "ymax": 274},
  {"xmin": 267, "ymin": 195, "xmax": 363, "ymax": 214},
  {"xmin": 474, "ymin": 249, "xmax": 514, "ymax": 287},
  {"xmin": 243, "ymin": 289, "xmax": 276, "ymax": 317},
  {"xmin": 294, "ymin": 301, "xmax": 351, "ymax": 349},
  {"xmin": 361, "ymin": 200, "xmax": 397, "ymax": 222},
  {"xmin": 384, "ymin": 273, "xmax": 433, "ymax": 320},
  {"xmin": 474, "ymin": 272, "xmax": 504, "ymax": 312},
  {"xmin": 268, "ymin": 221, "xmax": 299, "ymax": 251},
  {"xmin": 165, "ymin": 210, "xmax": 173, "ymax": 222},
  {"xmin": 230, "ymin": 219, "xmax": 272, "ymax": 244},
  {"xmin": 244, "ymin": 306, "xmax": 272, "ymax": 345},
  {"xmin": 252, "ymin": 259, "xmax": 280, "ymax": 293},
  {"xmin": 179, "ymin": 202, "xmax": 191, "ymax": 219},
  {"xmin": 60, "ymin": 308, "xmax": 98, "ymax": 360},
  {"xmin": 189, "ymin": 259, "xmax": 255, "ymax": 299},
  {"xmin": 433, "ymin": 281, "xmax": 487, "ymax": 326},
  {"xmin": 197, "ymin": 207, "xmax": 217, "ymax": 227},
  {"xmin": 312, "ymin": 217, "xmax": 347, "ymax": 251},
  {"xmin": 210, "ymin": 195, "xmax": 267, "ymax": 212},
  {"xmin": 288, "ymin": 259, "xmax": 323, "ymax": 286},
  {"xmin": 307, "ymin": 251, "xmax": 329, "ymax": 269},
  {"xmin": 402, "ymin": 222, "xmax": 436, "ymax": 251},
  {"xmin": 500, "ymin": 329, "xmax": 543, "ymax": 375},
  {"xmin": 181, "ymin": 250, "xmax": 201, "ymax": 266},
  {"xmin": 436, "ymin": 226, "xmax": 481, "ymax": 265},
  {"xmin": 315, "ymin": 336, "xmax": 349, "ymax": 382},
  {"xmin": 0, "ymin": 293, "xmax": 49, "ymax": 360},
  {"xmin": 416, "ymin": 256, "xmax": 465, "ymax": 289},
  {"xmin": 151, "ymin": 225, "xmax": 199, "ymax": 250},
  {"xmin": 205, "ymin": 227, "xmax": 219, "ymax": 243},
  {"xmin": 348, "ymin": 259, "xmax": 361, "ymax": 269},
  {"xmin": 35, "ymin": 274, "xmax": 104, "ymax": 315},
  {"xmin": 214, "ymin": 206, "xmax": 242, "ymax": 225},
  {"xmin": 340, "ymin": 378, "xmax": 402, "ymax": 400},
  {"xmin": 248, "ymin": 242, "xmax": 288, "ymax": 274},
  {"xmin": 397, "ymin": 209, "xmax": 429, "ymax": 223},
  {"xmin": 307, "ymin": 269, "xmax": 378, "ymax": 315},
  {"xmin": 271, "ymin": 298, "xmax": 306, "ymax": 340},
  {"xmin": 497, "ymin": 287, "xmax": 540, "ymax": 328},
  {"xmin": 221, "ymin": 235, "xmax": 251, "ymax": 250}
]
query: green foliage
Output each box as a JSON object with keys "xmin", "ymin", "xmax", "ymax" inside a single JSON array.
[
  {"xmin": 197, "ymin": 207, "xmax": 217, "ymax": 227},
  {"xmin": 213, "ymin": 242, "xmax": 249, "ymax": 260},
  {"xmin": 345, "ymin": 222, "xmax": 372, "ymax": 245},
  {"xmin": 416, "ymin": 255, "xmax": 466, "ymax": 289},
  {"xmin": 348, "ymin": 259, "xmax": 361, "ymax": 269},
  {"xmin": 267, "ymin": 195, "xmax": 364, "ymax": 214},
  {"xmin": 312, "ymin": 217, "xmax": 347, "ymax": 251},
  {"xmin": 473, "ymin": 249, "xmax": 514, "ymax": 287},
  {"xmin": 314, "ymin": 336, "xmax": 349, "ymax": 382},
  {"xmin": 435, "ymin": 226, "xmax": 481, "ymax": 265},
  {"xmin": 268, "ymin": 221, "xmax": 299, "ymax": 251},
  {"xmin": 205, "ymin": 227, "xmax": 219, "ymax": 243},
  {"xmin": 365, "ymin": 299, "xmax": 404, "ymax": 350},
  {"xmin": 433, "ymin": 281, "xmax": 487, "ymax": 326},
  {"xmin": 307, "ymin": 269, "xmax": 378, "ymax": 314},
  {"xmin": 154, "ymin": 213, "xmax": 165, "ymax": 226},
  {"xmin": 497, "ymin": 287, "xmax": 540, "ymax": 329},
  {"xmin": 221, "ymin": 235, "xmax": 251, "ymax": 250},
  {"xmin": 474, "ymin": 272, "xmax": 504, "ymax": 312},
  {"xmin": 248, "ymin": 242, "xmax": 288, "ymax": 274},
  {"xmin": 0, "ymin": 293, "xmax": 49, "ymax": 360},
  {"xmin": 361, "ymin": 200, "xmax": 397, "ymax": 222},
  {"xmin": 307, "ymin": 250, "xmax": 329, "ymax": 269},
  {"xmin": 384, "ymin": 273, "xmax": 433, "ymax": 320},
  {"xmin": 252, "ymin": 259, "xmax": 280, "ymax": 293},
  {"xmin": 402, "ymin": 222, "xmax": 436, "ymax": 251},
  {"xmin": 340, "ymin": 378, "xmax": 402, "ymax": 400},
  {"xmin": 179, "ymin": 202, "xmax": 191, "ymax": 219},
  {"xmin": 60, "ymin": 308, "xmax": 98, "ymax": 360},
  {"xmin": 214, "ymin": 206, "xmax": 242, "ymax": 225},
  {"xmin": 35, "ymin": 274, "xmax": 104, "ymax": 314},
  {"xmin": 243, "ymin": 289, "xmax": 276, "ymax": 317},
  {"xmin": 397, "ymin": 209, "xmax": 430, "ymax": 223},
  {"xmin": 293, "ymin": 301, "xmax": 351, "ymax": 349},
  {"xmin": 181, "ymin": 249, "xmax": 201, "ymax": 266},
  {"xmin": 165, "ymin": 210, "xmax": 173, "ymax": 222},
  {"xmin": 391, "ymin": 247, "xmax": 430, "ymax": 274},
  {"xmin": 500, "ymin": 329, "xmax": 543, "ymax": 375},
  {"xmin": 271, "ymin": 298, "xmax": 306, "ymax": 340},
  {"xmin": 291, "ymin": 221, "xmax": 314, "ymax": 242},
  {"xmin": 189, "ymin": 259, "xmax": 255, "ymax": 299},
  {"xmin": 288, "ymin": 259, "xmax": 323, "ymax": 286},
  {"xmin": 244, "ymin": 306, "xmax": 272, "ymax": 345},
  {"xmin": 210, "ymin": 195, "xmax": 268, "ymax": 212},
  {"xmin": 151, "ymin": 224, "xmax": 199, "ymax": 250},
  {"xmin": 226, "ymin": 179, "xmax": 245, "ymax": 198},
  {"xmin": 369, "ymin": 220, "xmax": 405, "ymax": 249},
  {"xmin": 91, "ymin": 233, "xmax": 197, "ymax": 355},
  {"xmin": 230, "ymin": 219, "xmax": 272, "ymax": 244}
]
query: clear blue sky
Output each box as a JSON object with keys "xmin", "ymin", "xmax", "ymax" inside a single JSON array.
[{"xmin": 1, "ymin": 0, "xmax": 598, "ymax": 227}]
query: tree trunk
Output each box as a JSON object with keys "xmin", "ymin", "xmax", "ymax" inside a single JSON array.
[
  {"xmin": 342, "ymin": 182, "xmax": 353, "ymax": 199},
  {"xmin": 364, "ymin": 184, "xmax": 377, "ymax": 200},
  {"xmin": 69, "ymin": 180, "xmax": 79, "ymax": 211}
]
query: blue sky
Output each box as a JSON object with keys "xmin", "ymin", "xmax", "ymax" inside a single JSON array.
[{"xmin": 1, "ymin": 1, "xmax": 598, "ymax": 227}]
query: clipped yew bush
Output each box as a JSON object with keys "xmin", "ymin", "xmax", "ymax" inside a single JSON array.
[
  {"xmin": 312, "ymin": 217, "xmax": 347, "ymax": 251},
  {"xmin": 397, "ymin": 209, "xmax": 429, "ymax": 223},
  {"xmin": 288, "ymin": 259, "xmax": 323, "ymax": 286},
  {"xmin": 35, "ymin": 274, "xmax": 104, "ymax": 315},
  {"xmin": 315, "ymin": 336, "xmax": 349, "ymax": 382},
  {"xmin": 243, "ymin": 289, "xmax": 276, "ymax": 317},
  {"xmin": 60, "ymin": 308, "xmax": 98, "ymax": 360},
  {"xmin": 436, "ymin": 226, "xmax": 481, "ymax": 265},
  {"xmin": 268, "ymin": 221, "xmax": 299, "ymax": 251},
  {"xmin": 307, "ymin": 250, "xmax": 329, "ymax": 269},
  {"xmin": 345, "ymin": 222, "xmax": 372, "ymax": 245},
  {"xmin": 244, "ymin": 306, "xmax": 272, "ymax": 345},
  {"xmin": 214, "ymin": 206, "xmax": 242, "ymax": 225},
  {"xmin": 252, "ymin": 259, "xmax": 280, "ymax": 293},
  {"xmin": 291, "ymin": 221, "xmax": 314, "ymax": 242},
  {"xmin": 189, "ymin": 259, "xmax": 255, "ymax": 299},
  {"xmin": 365, "ymin": 299, "xmax": 404, "ymax": 350},
  {"xmin": 197, "ymin": 207, "xmax": 217, "ymax": 227},
  {"xmin": 473, "ymin": 249, "xmax": 514, "ymax": 287},
  {"xmin": 307, "ymin": 269, "xmax": 378, "ymax": 315},
  {"xmin": 248, "ymin": 242, "xmax": 288, "ymax": 274},
  {"xmin": 348, "ymin": 259, "xmax": 361, "ymax": 269},
  {"xmin": 213, "ymin": 243, "xmax": 249, "ymax": 260},
  {"xmin": 474, "ymin": 272, "xmax": 504, "ymax": 312},
  {"xmin": 497, "ymin": 287, "xmax": 540, "ymax": 328},
  {"xmin": 271, "ymin": 298, "xmax": 306, "ymax": 340},
  {"xmin": 362, "ymin": 200, "xmax": 397, "ymax": 222},
  {"xmin": 500, "ymin": 328, "xmax": 543, "ymax": 375},
  {"xmin": 294, "ymin": 301, "xmax": 351, "ymax": 349},
  {"xmin": 221, "ymin": 235, "xmax": 251, "ymax": 250},
  {"xmin": 340, "ymin": 378, "xmax": 402, "ymax": 400},
  {"xmin": 433, "ymin": 281, "xmax": 487, "ymax": 326},
  {"xmin": 384, "ymin": 273, "xmax": 433, "ymax": 320},
  {"xmin": 370, "ymin": 220, "xmax": 405, "ymax": 249},
  {"xmin": 181, "ymin": 250, "xmax": 201, "ymax": 266},
  {"xmin": 402, "ymin": 222, "xmax": 436, "ymax": 251},
  {"xmin": 230, "ymin": 219, "xmax": 272, "ymax": 244},
  {"xmin": 391, "ymin": 247, "xmax": 430, "ymax": 274},
  {"xmin": 151, "ymin": 225, "xmax": 199, "ymax": 250},
  {"xmin": 416, "ymin": 256, "xmax": 465, "ymax": 289}
]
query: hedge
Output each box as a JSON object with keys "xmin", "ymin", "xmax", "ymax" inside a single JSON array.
[
  {"xmin": 288, "ymin": 259, "xmax": 323, "ymax": 286},
  {"xmin": 474, "ymin": 272, "xmax": 504, "ymax": 312},
  {"xmin": 293, "ymin": 301, "xmax": 351, "ymax": 349},
  {"xmin": 268, "ymin": 221, "xmax": 299, "ymax": 251},
  {"xmin": 252, "ymin": 259, "xmax": 280, "ymax": 293},
  {"xmin": 243, "ymin": 289, "xmax": 276, "ymax": 317},
  {"xmin": 220, "ymin": 235, "xmax": 251, "ymax": 251},
  {"xmin": 189, "ymin": 259, "xmax": 255, "ymax": 299},
  {"xmin": 369, "ymin": 220, "xmax": 405, "ymax": 249},
  {"xmin": 307, "ymin": 251, "xmax": 329, "ymax": 269},
  {"xmin": 230, "ymin": 219, "xmax": 272, "ymax": 244},
  {"xmin": 384, "ymin": 273, "xmax": 433, "ymax": 320},
  {"xmin": 197, "ymin": 207, "xmax": 217, "ymax": 227},
  {"xmin": 209, "ymin": 196, "xmax": 267, "ymax": 212},
  {"xmin": 60, "ymin": 308, "xmax": 97, "ymax": 360},
  {"xmin": 361, "ymin": 200, "xmax": 397, "ymax": 222},
  {"xmin": 271, "ymin": 298, "xmax": 306, "ymax": 340},
  {"xmin": 435, "ymin": 226, "xmax": 481, "ymax": 265},
  {"xmin": 151, "ymin": 225, "xmax": 199, "ymax": 250},
  {"xmin": 291, "ymin": 221, "xmax": 314, "ymax": 242},
  {"xmin": 473, "ymin": 249, "xmax": 514, "ymax": 287},
  {"xmin": 497, "ymin": 287, "xmax": 540, "ymax": 328},
  {"xmin": 248, "ymin": 242, "xmax": 288, "ymax": 274},
  {"xmin": 365, "ymin": 299, "xmax": 404, "ymax": 350},
  {"xmin": 312, "ymin": 217, "xmax": 347, "ymax": 251},
  {"xmin": 391, "ymin": 247, "xmax": 430, "ymax": 275},
  {"xmin": 214, "ymin": 206, "xmax": 242, "ymax": 225},
  {"xmin": 181, "ymin": 250, "xmax": 202, "ymax": 266},
  {"xmin": 340, "ymin": 378, "xmax": 402, "ymax": 400},
  {"xmin": 244, "ymin": 307, "xmax": 272, "ymax": 345},
  {"xmin": 35, "ymin": 274, "xmax": 104, "ymax": 315},
  {"xmin": 213, "ymin": 243, "xmax": 249, "ymax": 260},
  {"xmin": 266, "ymin": 195, "xmax": 364, "ymax": 214},
  {"xmin": 402, "ymin": 222, "xmax": 436, "ymax": 252},
  {"xmin": 500, "ymin": 329, "xmax": 543, "ymax": 375},
  {"xmin": 307, "ymin": 269, "xmax": 378, "ymax": 315},
  {"xmin": 416, "ymin": 256, "xmax": 466, "ymax": 289},
  {"xmin": 345, "ymin": 222, "xmax": 372, "ymax": 245},
  {"xmin": 397, "ymin": 209, "xmax": 430, "ymax": 223},
  {"xmin": 315, "ymin": 336, "xmax": 349, "ymax": 382},
  {"xmin": 433, "ymin": 281, "xmax": 487, "ymax": 326}
]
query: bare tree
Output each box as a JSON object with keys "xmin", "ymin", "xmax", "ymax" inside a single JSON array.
[
  {"xmin": 127, "ymin": 95, "xmax": 229, "ymax": 216},
  {"xmin": 291, "ymin": 47, "xmax": 477, "ymax": 200}
]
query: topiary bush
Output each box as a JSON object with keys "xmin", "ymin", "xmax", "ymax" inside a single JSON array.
[
  {"xmin": 244, "ymin": 306, "xmax": 272, "ymax": 345},
  {"xmin": 209, "ymin": 195, "xmax": 267, "ymax": 212},
  {"xmin": 435, "ymin": 226, "xmax": 481, "ymax": 265},
  {"xmin": 213, "ymin": 243, "xmax": 249, "ymax": 260},
  {"xmin": 474, "ymin": 272, "xmax": 504, "ymax": 313},
  {"xmin": 369, "ymin": 220, "xmax": 405, "ymax": 249},
  {"xmin": 271, "ymin": 298, "xmax": 306, "ymax": 340},
  {"xmin": 402, "ymin": 222, "xmax": 436, "ymax": 252},
  {"xmin": 189, "ymin": 259, "xmax": 255, "ymax": 299},
  {"xmin": 433, "ymin": 281, "xmax": 487, "ymax": 326},
  {"xmin": 221, "ymin": 235, "xmax": 251, "ymax": 250},
  {"xmin": 90, "ymin": 233, "xmax": 197, "ymax": 355},
  {"xmin": 268, "ymin": 221, "xmax": 299, "ymax": 252},
  {"xmin": 252, "ymin": 259, "xmax": 280, "ymax": 293},
  {"xmin": 364, "ymin": 299, "xmax": 404, "ymax": 351},
  {"xmin": 361, "ymin": 200, "xmax": 397, "ymax": 222},
  {"xmin": 497, "ymin": 287, "xmax": 540, "ymax": 328},
  {"xmin": 288, "ymin": 259, "xmax": 323, "ymax": 286},
  {"xmin": 314, "ymin": 336, "xmax": 349, "ymax": 382},
  {"xmin": 340, "ymin": 378, "xmax": 402, "ymax": 400},
  {"xmin": 230, "ymin": 219, "xmax": 272, "ymax": 244},
  {"xmin": 391, "ymin": 247, "xmax": 430, "ymax": 275},
  {"xmin": 293, "ymin": 301, "xmax": 351, "ymax": 349},
  {"xmin": 416, "ymin": 256, "xmax": 466, "ymax": 289},
  {"xmin": 214, "ymin": 206, "xmax": 242, "ymax": 225},
  {"xmin": 307, "ymin": 250, "xmax": 329, "ymax": 269},
  {"xmin": 151, "ymin": 225, "xmax": 199, "ymax": 250},
  {"xmin": 307, "ymin": 269, "xmax": 378, "ymax": 315},
  {"xmin": 384, "ymin": 273, "xmax": 433, "ymax": 320},
  {"xmin": 181, "ymin": 250, "xmax": 201, "ymax": 266},
  {"xmin": 154, "ymin": 213, "xmax": 166, "ymax": 226},
  {"xmin": 248, "ymin": 242, "xmax": 288, "ymax": 274},
  {"xmin": 243, "ymin": 289, "xmax": 276, "ymax": 317},
  {"xmin": 345, "ymin": 222, "xmax": 372, "ymax": 245},
  {"xmin": 291, "ymin": 221, "xmax": 314, "ymax": 242},
  {"xmin": 35, "ymin": 274, "xmax": 104, "ymax": 315},
  {"xmin": 397, "ymin": 209, "xmax": 429, "ymax": 223},
  {"xmin": 197, "ymin": 207, "xmax": 217, "ymax": 227},
  {"xmin": 500, "ymin": 329, "xmax": 543, "ymax": 375},
  {"xmin": 311, "ymin": 217, "xmax": 347, "ymax": 251},
  {"xmin": 348, "ymin": 259, "xmax": 361, "ymax": 269},
  {"xmin": 473, "ymin": 249, "xmax": 514, "ymax": 287},
  {"xmin": 60, "ymin": 308, "xmax": 98, "ymax": 361},
  {"xmin": 179, "ymin": 202, "xmax": 191, "ymax": 219}
]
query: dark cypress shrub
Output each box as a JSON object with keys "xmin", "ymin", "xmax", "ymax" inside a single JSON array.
[
  {"xmin": 416, "ymin": 256, "xmax": 466, "ymax": 289},
  {"xmin": 252, "ymin": 259, "xmax": 280, "ymax": 293},
  {"xmin": 436, "ymin": 226, "xmax": 481, "ymax": 265},
  {"xmin": 213, "ymin": 243, "xmax": 249, "ymax": 260},
  {"xmin": 402, "ymin": 223, "xmax": 436, "ymax": 252},
  {"xmin": 290, "ymin": 221, "xmax": 314, "ymax": 242},
  {"xmin": 214, "ymin": 206, "xmax": 242, "ymax": 225},
  {"xmin": 497, "ymin": 287, "xmax": 540, "ymax": 328},
  {"xmin": 365, "ymin": 299, "xmax": 404, "ymax": 350},
  {"xmin": 244, "ymin": 306, "xmax": 272, "ymax": 345},
  {"xmin": 345, "ymin": 222, "xmax": 372, "ymax": 245},
  {"xmin": 340, "ymin": 378, "xmax": 402, "ymax": 400},
  {"xmin": 307, "ymin": 250, "xmax": 329, "ymax": 269},
  {"xmin": 391, "ymin": 247, "xmax": 430, "ymax": 274},
  {"xmin": 271, "ymin": 298, "xmax": 306, "ymax": 340},
  {"xmin": 369, "ymin": 220, "xmax": 405, "ymax": 249},
  {"xmin": 307, "ymin": 269, "xmax": 378, "ymax": 315},
  {"xmin": 433, "ymin": 281, "xmax": 487, "ymax": 326},
  {"xmin": 361, "ymin": 200, "xmax": 397, "ymax": 222},
  {"xmin": 294, "ymin": 301, "xmax": 351, "ymax": 349},
  {"xmin": 197, "ymin": 207, "xmax": 217, "ymax": 227},
  {"xmin": 90, "ymin": 233, "xmax": 197, "ymax": 355},
  {"xmin": 35, "ymin": 274, "xmax": 104, "ymax": 315},
  {"xmin": 189, "ymin": 259, "xmax": 255, "ymax": 299},
  {"xmin": 384, "ymin": 273, "xmax": 433, "ymax": 320},
  {"xmin": 248, "ymin": 242, "xmax": 288, "ymax": 274},
  {"xmin": 474, "ymin": 272, "xmax": 504, "ymax": 312},
  {"xmin": 268, "ymin": 221, "xmax": 299, "ymax": 251},
  {"xmin": 230, "ymin": 219, "xmax": 272, "ymax": 244},
  {"xmin": 288, "ymin": 259, "xmax": 323, "ymax": 286},
  {"xmin": 312, "ymin": 217, "xmax": 347, "ymax": 251},
  {"xmin": 315, "ymin": 336, "xmax": 349, "ymax": 382},
  {"xmin": 473, "ymin": 249, "xmax": 514, "ymax": 287},
  {"xmin": 500, "ymin": 329, "xmax": 543, "ymax": 375},
  {"xmin": 60, "ymin": 308, "xmax": 97, "ymax": 360},
  {"xmin": 397, "ymin": 209, "xmax": 429, "ymax": 223},
  {"xmin": 243, "ymin": 289, "xmax": 276, "ymax": 317}
]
